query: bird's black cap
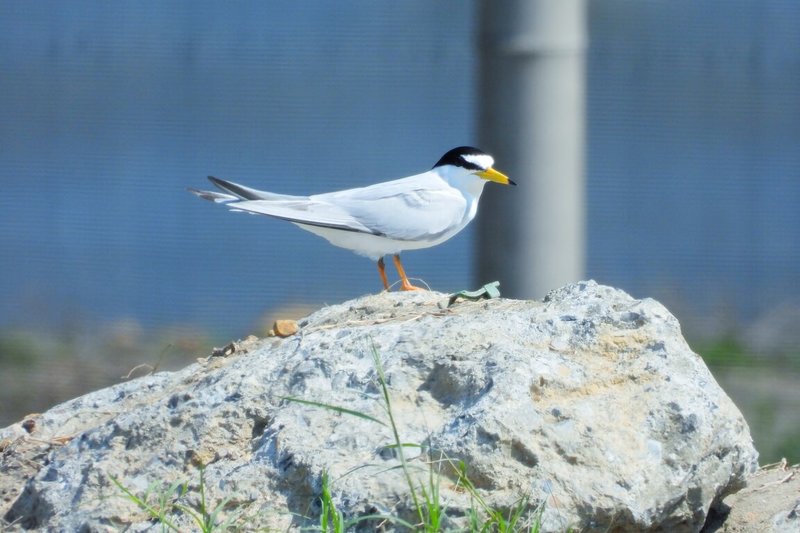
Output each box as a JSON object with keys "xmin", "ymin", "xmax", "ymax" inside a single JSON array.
[{"xmin": 433, "ymin": 146, "xmax": 490, "ymax": 171}]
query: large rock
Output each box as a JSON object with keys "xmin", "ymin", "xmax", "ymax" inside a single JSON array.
[{"xmin": 1, "ymin": 281, "xmax": 758, "ymax": 531}]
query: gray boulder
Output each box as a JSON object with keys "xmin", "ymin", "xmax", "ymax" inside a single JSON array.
[{"xmin": 1, "ymin": 281, "xmax": 758, "ymax": 531}]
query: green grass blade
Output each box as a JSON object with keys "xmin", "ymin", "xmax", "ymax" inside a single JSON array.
[
  {"xmin": 280, "ymin": 396, "xmax": 387, "ymax": 427},
  {"xmin": 369, "ymin": 342, "xmax": 425, "ymax": 528},
  {"xmin": 344, "ymin": 513, "xmax": 416, "ymax": 530},
  {"xmin": 109, "ymin": 475, "xmax": 182, "ymax": 532},
  {"xmin": 380, "ymin": 442, "xmax": 422, "ymax": 451}
]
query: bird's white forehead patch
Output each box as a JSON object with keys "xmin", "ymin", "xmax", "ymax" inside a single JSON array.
[{"xmin": 462, "ymin": 153, "xmax": 494, "ymax": 170}]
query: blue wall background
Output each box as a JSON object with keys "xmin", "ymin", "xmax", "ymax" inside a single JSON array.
[
  {"xmin": 588, "ymin": 1, "xmax": 800, "ymax": 338},
  {"xmin": 1, "ymin": 1, "xmax": 798, "ymax": 340}
]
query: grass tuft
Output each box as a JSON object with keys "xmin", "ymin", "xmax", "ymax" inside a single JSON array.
[{"xmin": 110, "ymin": 464, "xmax": 242, "ymax": 532}]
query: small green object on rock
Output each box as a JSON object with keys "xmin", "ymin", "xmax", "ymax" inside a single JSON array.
[{"xmin": 442, "ymin": 281, "xmax": 501, "ymax": 308}]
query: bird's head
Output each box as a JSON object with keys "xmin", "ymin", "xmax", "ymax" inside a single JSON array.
[{"xmin": 433, "ymin": 146, "xmax": 516, "ymax": 187}]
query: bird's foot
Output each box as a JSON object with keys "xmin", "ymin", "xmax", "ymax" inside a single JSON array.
[{"xmin": 400, "ymin": 280, "xmax": 426, "ymax": 291}]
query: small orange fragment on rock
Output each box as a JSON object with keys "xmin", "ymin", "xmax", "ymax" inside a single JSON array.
[{"xmin": 272, "ymin": 319, "xmax": 298, "ymax": 337}]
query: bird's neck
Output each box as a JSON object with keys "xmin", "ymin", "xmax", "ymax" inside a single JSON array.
[
  {"xmin": 439, "ymin": 166, "xmax": 489, "ymax": 199},
  {"xmin": 454, "ymin": 176, "xmax": 489, "ymax": 202},
  {"xmin": 447, "ymin": 173, "xmax": 487, "ymax": 224}
]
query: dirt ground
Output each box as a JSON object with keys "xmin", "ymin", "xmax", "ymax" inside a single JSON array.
[{"xmin": 703, "ymin": 460, "xmax": 800, "ymax": 532}]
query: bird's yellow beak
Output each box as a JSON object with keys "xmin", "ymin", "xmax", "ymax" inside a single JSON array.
[{"xmin": 477, "ymin": 167, "xmax": 516, "ymax": 186}]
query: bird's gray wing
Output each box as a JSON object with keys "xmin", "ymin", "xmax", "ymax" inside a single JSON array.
[{"xmin": 318, "ymin": 187, "xmax": 468, "ymax": 241}]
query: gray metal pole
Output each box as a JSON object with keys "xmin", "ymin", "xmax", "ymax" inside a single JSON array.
[{"xmin": 476, "ymin": 0, "xmax": 587, "ymax": 299}]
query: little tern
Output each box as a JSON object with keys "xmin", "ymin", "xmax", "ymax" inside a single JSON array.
[{"xmin": 189, "ymin": 146, "xmax": 514, "ymax": 291}]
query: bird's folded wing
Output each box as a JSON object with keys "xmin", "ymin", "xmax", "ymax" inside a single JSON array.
[
  {"xmin": 325, "ymin": 188, "xmax": 468, "ymax": 241},
  {"xmin": 220, "ymin": 199, "xmax": 379, "ymax": 234}
]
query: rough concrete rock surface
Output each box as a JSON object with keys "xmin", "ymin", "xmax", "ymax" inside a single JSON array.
[
  {"xmin": 0, "ymin": 281, "xmax": 758, "ymax": 531},
  {"xmin": 702, "ymin": 461, "xmax": 800, "ymax": 533}
]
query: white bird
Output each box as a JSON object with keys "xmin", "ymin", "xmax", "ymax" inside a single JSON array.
[{"xmin": 189, "ymin": 146, "xmax": 514, "ymax": 291}]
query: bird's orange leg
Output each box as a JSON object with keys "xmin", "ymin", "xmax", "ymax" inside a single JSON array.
[
  {"xmin": 377, "ymin": 257, "xmax": 390, "ymax": 291},
  {"xmin": 393, "ymin": 254, "xmax": 425, "ymax": 291}
]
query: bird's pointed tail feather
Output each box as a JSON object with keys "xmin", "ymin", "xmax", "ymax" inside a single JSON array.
[
  {"xmin": 208, "ymin": 176, "xmax": 300, "ymax": 201},
  {"xmin": 187, "ymin": 187, "xmax": 238, "ymax": 203}
]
